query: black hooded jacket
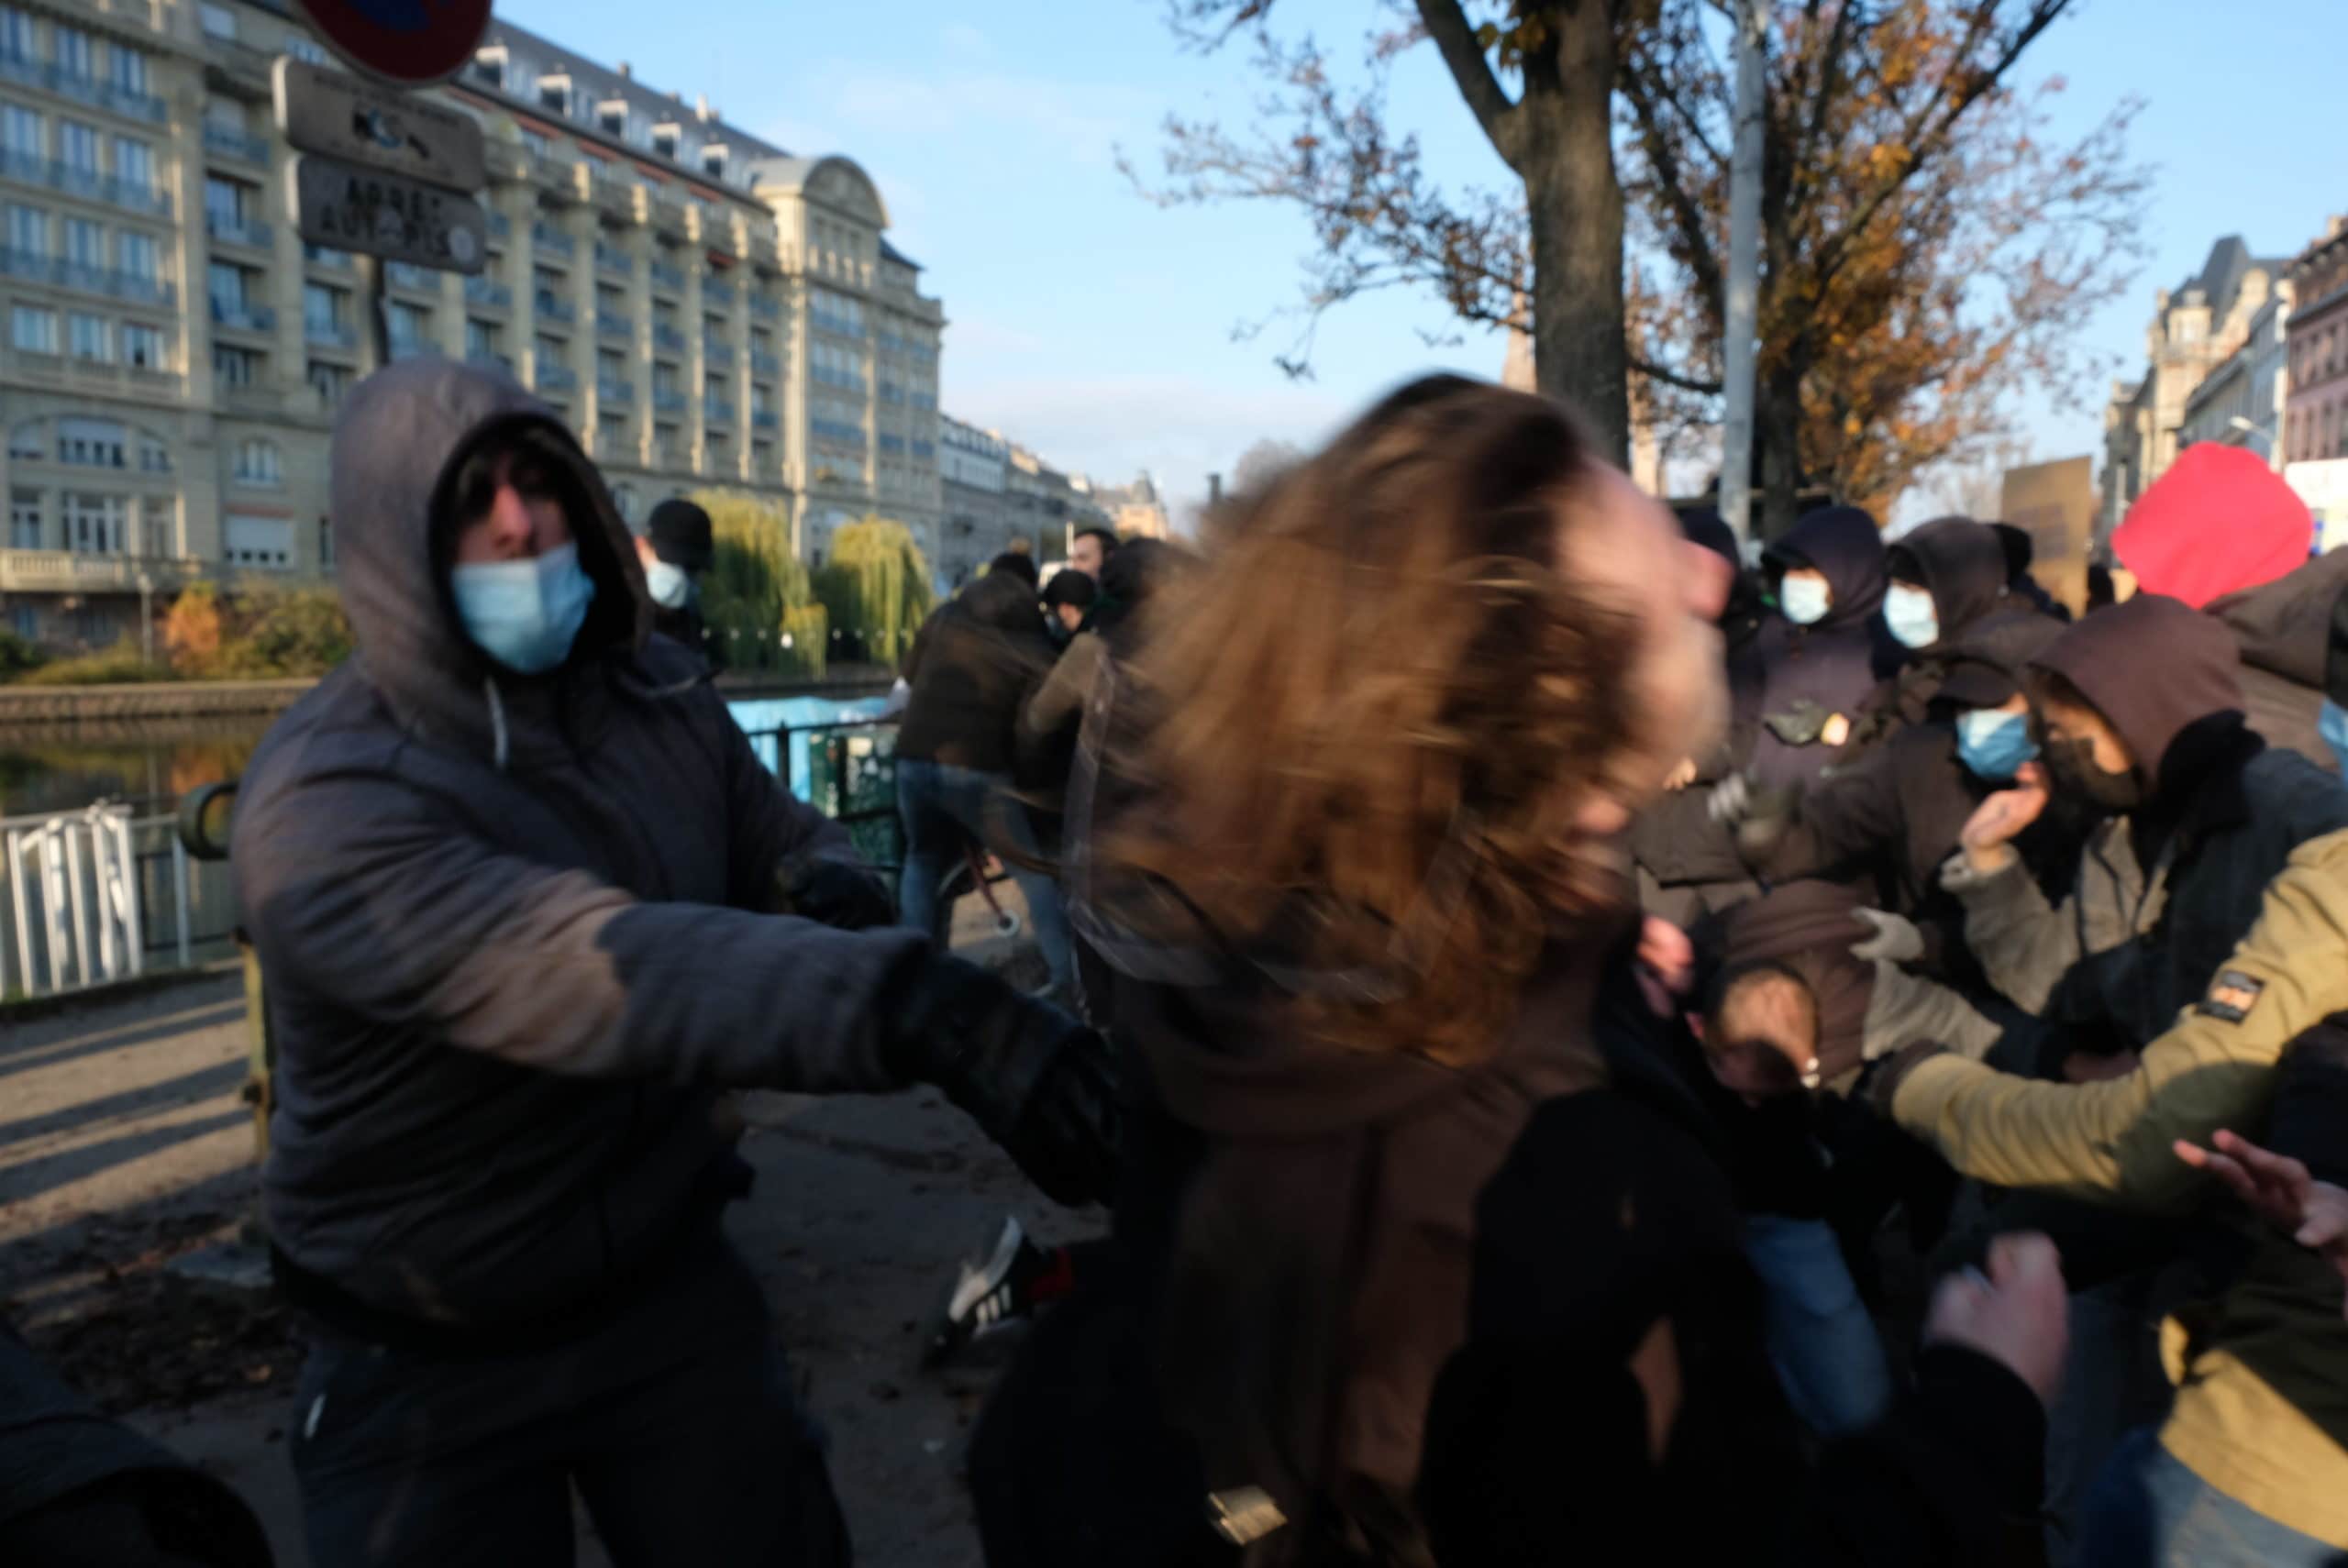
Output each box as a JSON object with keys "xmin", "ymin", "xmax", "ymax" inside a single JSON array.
[
  {"xmin": 1840, "ymin": 519, "xmax": 2023, "ymax": 760},
  {"xmin": 233, "ymin": 360, "xmax": 927, "ymax": 1337},
  {"xmin": 1749, "ymin": 507, "xmax": 1906, "ymax": 790},
  {"xmin": 899, "ymin": 571, "xmax": 1058, "ymax": 776},
  {"xmin": 2207, "ymin": 546, "xmax": 2348, "ymax": 775},
  {"xmin": 1949, "ymin": 594, "xmax": 2348, "ymax": 1055}
]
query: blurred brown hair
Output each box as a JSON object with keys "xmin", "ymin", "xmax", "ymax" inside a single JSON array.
[{"xmin": 1096, "ymin": 375, "xmax": 1639, "ymax": 1065}]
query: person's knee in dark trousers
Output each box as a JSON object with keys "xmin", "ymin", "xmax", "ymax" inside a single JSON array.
[{"xmin": 237, "ymin": 361, "xmax": 1118, "ymax": 1565}]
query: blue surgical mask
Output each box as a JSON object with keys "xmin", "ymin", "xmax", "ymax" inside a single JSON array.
[
  {"xmin": 1957, "ymin": 706, "xmax": 2037, "ymax": 781},
  {"xmin": 1779, "ymin": 573, "xmax": 1832, "ymax": 626},
  {"xmin": 2321, "ymin": 698, "xmax": 2348, "ymax": 777},
  {"xmin": 644, "ymin": 558, "xmax": 692, "ymax": 610},
  {"xmin": 1885, "ymin": 583, "xmax": 1940, "ymax": 649},
  {"xmin": 450, "ymin": 542, "xmax": 597, "ymax": 675}
]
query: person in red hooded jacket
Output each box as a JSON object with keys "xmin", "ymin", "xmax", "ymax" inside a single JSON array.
[{"xmin": 2110, "ymin": 444, "xmax": 2313, "ymax": 610}]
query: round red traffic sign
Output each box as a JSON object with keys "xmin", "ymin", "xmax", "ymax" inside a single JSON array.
[{"xmin": 292, "ymin": 0, "xmax": 493, "ymax": 87}]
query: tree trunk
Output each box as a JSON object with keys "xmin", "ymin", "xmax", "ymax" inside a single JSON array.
[
  {"xmin": 1524, "ymin": 5, "xmax": 1629, "ymax": 465},
  {"xmin": 1756, "ymin": 357, "xmax": 1806, "ymax": 539}
]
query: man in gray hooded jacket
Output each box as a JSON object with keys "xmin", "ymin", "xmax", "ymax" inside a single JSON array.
[{"xmin": 232, "ymin": 360, "xmax": 1114, "ymax": 1567}]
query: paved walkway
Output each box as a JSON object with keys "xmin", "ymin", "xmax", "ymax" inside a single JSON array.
[{"xmin": 0, "ymin": 893, "xmax": 1091, "ymax": 1567}]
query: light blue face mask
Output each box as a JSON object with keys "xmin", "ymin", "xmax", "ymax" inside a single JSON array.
[
  {"xmin": 2321, "ymin": 698, "xmax": 2348, "ymax": 777},
  {"xmin": 1778, "ymin": 572, "xmax": 1832, "ymax": 626},
  {"xmin": 644, "ymin": 558, "xmax": 692, "ymax": 610},
  {"xmin": 1884, "ymin": 583, "xmax": 1940, "ymax": 649},
  {"xmin": 1956, "ymin": 706, "xmax": 2037, "ymax": 781},
  {"xmin": 450, "ymin": 541, "xmax": 597, "ymax": 675}
]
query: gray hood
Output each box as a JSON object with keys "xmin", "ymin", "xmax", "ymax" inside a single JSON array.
[{"xmin": 331, "ymin": 358, "xmax": 650, "ymax": 759}]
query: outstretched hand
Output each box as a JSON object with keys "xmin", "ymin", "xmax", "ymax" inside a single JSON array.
[
  {"xmin": 1923, "ymin": 1231, "xmax": 2068, "ymax": 1407},
  {"xmin": 1960, "ymin": 761, "xmax": 2049, "ymax": 873},
  {"xmin": 2176, "ymin": 1130, "xmax": 2348, "ymax": 1320}
]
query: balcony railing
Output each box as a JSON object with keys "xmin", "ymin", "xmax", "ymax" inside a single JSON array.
[
  {"xmin": 208, "ymin": 298, "xmax": 274, "ymax": 333},
  {"xmin": 205, "ymin": 210, "xmax": 270, "ymax": 249},
  {"xmin": 305, "ymin": 318, "xmax": 357, "ymax": 348},
  {"xmin": 388, "ymin": 333, "xmax": 432, "ymax": 361},
  {"xmin": 464, "ymin": 275, "xmax": 512, "ymax": 309},
  {"xmin": 597, "ymin": 377, "xmax": 634, "ymax": 404},
  {"xmin": 0, "ymin": 548, "xmax": 205, "ymax": 593},
  {"xmin": 0, "ymin": 151, "xmax": 171, "ymax": 215},
  {"xmin": 595, "ymin": 241, "xmax": 631, "ymax": 276},
  {"xmin": 535, "ymin": 360, "xmax": 579, "ymax": 393},
  {"xmin": 705, "ymin": 340, "xmax": 736, "ymax": 369},
  {"xmin": 648, "ymin": 259, "xmax": 684, "ymax": 293},
  {"xmin": 703, "ymin": 396, "xmax": 735, "ymax": 425},
  {"xmin": 752, "ymin": 408, "xmax": 780, "ymax": 431},
  {"xmin": 749, "ymin": 293, "xmax": 781, "ymax": 321},
  {"xmin": 532, "ymin": 224, "xmax": 575, "ymax": 259},
  {"xmin": 652, "ymin": 387, "xmax": 687, "ymax": 415},
  {"xmin": 596, "ymin": 312, "xmax": 631, "ymax": 341},
  {"xmin": 652, "ymin": 322, "xmax": 686, "ymax": 355},
  {"xmin": 203, "ymin": 123, "xmax": 271, "ymax": 164},
  {"xmin": 0, "ymin": 248, "xmax": 175, "ymax": 306},
  {"xmin": 703, "ymin": 277, "xmax": 735, "ymax": 307},
  {"xmin": 0, "ymin": 53, "xmax": 168, "ymax": 123},
  {"xmin": 534, "ymin": 294, "xmax": 576, "ymax": 326},
  {"xmin": 386, "ymin": 260, "xmax": 441, "ymax": 293},
  {"xmin": 749, "ymin": 349, "xmax": 781, "ymax": 378},
  {"xmin": 810, "ymin": 309, "xmax": 858, "ymax": 339},
  {"xmin": 305, "ymin": 243, "xmax": 354, "ymax": 272},
  {"xmin": 528, "ymin": 153, "xmax": 578, "ymax": 200}
]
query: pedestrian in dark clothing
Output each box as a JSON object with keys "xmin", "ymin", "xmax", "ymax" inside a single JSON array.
[
  {"xmin": 1994, "ymin": 522, "xmax": 2073, "ymax": 624},
  {"xmin": 971, "ymin": 378, "xmax": 2062, "ymax": 1568},
  {"xmin": 1944, "ymin": 593, "xmax": 2348, "ymax": 1068},
  {"xmin": 1039, "ymin": 569, "xmax": 1096, "ymax": 645},
  {"xmin": 635, "ymin": 497, "xmax": 718, "ymax": 668},
  {"xmin": 1732, "ymin": 610, "xmax": 2077, "ymax": 985},
  {"xmin": 985, "ymin": 549, "xmax": 1039, "ymax": 589},
  {"xmin": 230, "ymin": 360, "xmax": 1116, "ymax": 1568},
  {"xmin": 2205, "ymin": 544, "xmax": 2348, "ymax": 775},
  {"xmin": 1841, "ymin": 517, "xmax": 2023, "ymax": 760},
  {"xmin": 898, "ymin": 569, "xmax": 1076, "ymax": 992},
  {"xmin": 1748, "ymin": 505, "xmax": 1905, "ymax": 790}
]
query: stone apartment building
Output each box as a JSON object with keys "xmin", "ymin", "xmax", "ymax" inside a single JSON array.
[
  {"xmin": 0, "ymin": 0, "xmax": 942, "ymax": 652},
  {"xmin": 2285, "ymin": 215, "xmax": 2348, "ymax": 467},
  {"xmin": 2100, "ymin": 235, "xmax": 2289, "ymax": 536},
  {"xmin": 936, "ymin": 410, "xmax": 1171, "ymax": 591},
  {"xmin": 2176, "ymin": 279, "xmax": 2292, "ymax": 467}
]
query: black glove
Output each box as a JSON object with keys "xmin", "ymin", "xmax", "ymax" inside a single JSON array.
[
  {"xmin": 886, "ymin": 953, "xmax": 1121, "ymax": 1207},
  {"xmin": 776, "ymin": 856, "xmax": 899, "ymax": 932}
]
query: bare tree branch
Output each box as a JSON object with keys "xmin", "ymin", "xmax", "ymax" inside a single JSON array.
[{"xmin": 1413, "ymin": 0, "xmax": 1526, "ymax": 168}]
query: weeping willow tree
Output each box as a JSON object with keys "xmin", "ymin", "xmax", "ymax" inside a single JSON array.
[
  {"xmin": 693, "ymin": 490, "xmax": 826, "ymax": 679},
  {"xmin": 814, "ymin": 516, "xmax": 934, "ymax": 668}
]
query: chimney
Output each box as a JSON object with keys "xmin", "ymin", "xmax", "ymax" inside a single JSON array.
[
  {"xmin": 1207, "ymin": 473, "xmax": 1223, "ymax": 506},
  {"xmin": 2330, "ymin": 214, "xmax": 2347, "ymax": 240},
  {"xmin": 696, "ymin": 94, "xmax": 714, "ymax": 123},
  {"xmin": 616, "ymin": 61, "xmax": 631, "ymax": 79}
]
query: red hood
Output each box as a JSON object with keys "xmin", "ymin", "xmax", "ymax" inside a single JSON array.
[{"xmin": 2113, "ymin": 444, "xmax": 2311, "ymax": 609}]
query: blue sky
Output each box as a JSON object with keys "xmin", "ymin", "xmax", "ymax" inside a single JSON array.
[{"xmin": 494, "ymin": 0, "xmax": 2347, "ymax": 523}]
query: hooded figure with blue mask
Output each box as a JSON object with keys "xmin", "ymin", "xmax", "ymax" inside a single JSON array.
[
  {"xmin": 1729, "ymin": 610, "xmax": 2079, "ymax": 995},
  {"xmin": 1836, "ymin": 517, "xmax": 2034, "ymax": 767},
  {"xmin": 1744, "ymin": 507, "xmax": 1907, "ymax": 791},
  {"xmin": 228, "ymin": 359, "xmax": 1118, "ymax": 1568},
  {"xmin": 635, "ymin": 496, "xmax": 720, "ymax": 670}
]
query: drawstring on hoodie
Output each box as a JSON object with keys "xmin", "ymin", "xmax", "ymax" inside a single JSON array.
[{"xmin": 483, "ymin": 676, "xmax": 510, "ymax": 772}]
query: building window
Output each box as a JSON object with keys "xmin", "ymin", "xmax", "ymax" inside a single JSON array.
[
  {"xmin": 318, "ymin": 514, "xmax": 333, "ymax": 567},
  {"xmin": 107, "ymin": 41, "xmax": 146, "ymax": 97},
  {"xmin": 63, "ymin": 491, "xmax": 126, "ymax": 554},
  {"xmin": 652, "ymin": 125, "xmax": 678, "ymax": 160},
  {"xmin": 599, "ymin": 101, "xmax": 626, "ymax": 137},
  {"xmin": 6, "ymin": 202, "xmax": 44, "ymax": 256},
  {"xmin": 61, "ymin": 215, "xmax": 98, "ymax": 271},
  {"xmin": 53, "ymin": 25, "xmax": 91, "ymax": 82},
  {"xmin": 198, "ymin": 3, "xmax": 236, "ymax": 39},
  {"xmin": 66, "ymin": 311, "xmax": 107, "ymax": 361},
  {"xmin": 519, "ymin": 127, "xmax": 548, "ymax": 157},
  {"xmin": 8, "ymin": 489, "xmax": 39, "ymax": 549},
  {"xmin": 212, "ymin": 344, "xmax": 259, "ymax": 386},
  {"xmin": 286, "ymin": 37, "xmax": 327, "ymax": 65},
  {"xmin": 538, "ymin": 77, "xmax": 570, "ymax": 116},
  {"xmin": 232, "ymin": 437, "xmax": 282, "ymax": 488},
  {"xmin": 121, "ymin": 321, "xmax": 163, "ymax": 370},
  {"xmin": 112, "ymin": 136, "xmax": 151, "ymax": 191},
  {"xmin": 387, "ymin": 300, "xmax": 429, "ymax": 355},
  {"xmin": 596, "ymin": 348, "xmax": 625, "ymax": 383},
  {"xmin": 58, "ymin": 120, "xmax": 97, "ymax": 175},
  {"xmin": 116, "ymin": 229, "xmax": 157, "ymax": 283},
  {"xmin": 225, "ymin": 513, "xmax": 293, "ymax": 569},
  {"xmin": 0, "ymin": 7, "xmax": 30, "ymax": 64},
  {"xmin": 137, "ymin": 434, "xmax": 167, "ymax": 473},
  {"xmin": 204, "ymin": 173, "xmax": 255, "ymax": 227},
  {"xmin": 207, "ymin": 260, "xmax": 247, "ymax": 315},
  {"xmin": 303, "ymin": 282, "xmax": 346, "ymax": 338},
  {"xmin": 471, "ymin": 49, "xmax": 504, "ymax": 88},
  {"xmin": 701, "ymin": 145, "xmax": 727, "ymax": 179},
  {"xmin": 1, "ymin": 104, "xmax": 39, "ymax": 158},
  {"xmin": 308, "ymin": 359, "xmax": 353, "ymax": 407},
  {"xmin": 598, "ymin": 414, "xmax": 628, "ymax": 455},
  {"xmin": 11, "ymin": 304, "xmax": 56, "ymax": 353},
  {"xmin": 465, "ymin": 317, "xmax": 500, "ymax": 360}
]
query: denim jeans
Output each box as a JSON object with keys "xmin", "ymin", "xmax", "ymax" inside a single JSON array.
[
  {"xmin": 1743, "ymin": 1213, "xmax": 1894, "ymax": 1439},
  {"xmin": 291, "ymin": 1244, "xmax": 847, "ymax": 1568},
  {"xmin": 896, "ymin": 756, "xmax": 1075, "ymax": 991},
  {"xmin": 2078, "ymin": 1428, "xmax": 2345, "ymax": 1568}
]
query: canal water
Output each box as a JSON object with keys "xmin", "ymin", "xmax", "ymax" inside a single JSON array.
[{"xmin": 0, "ymin": 690, "xmax": 892, "ymax": 999}]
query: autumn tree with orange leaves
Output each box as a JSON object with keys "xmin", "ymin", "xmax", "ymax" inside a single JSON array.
[{"xmin": 1133, "ymin": 1, "xmax": 2148, "ymax": 534}]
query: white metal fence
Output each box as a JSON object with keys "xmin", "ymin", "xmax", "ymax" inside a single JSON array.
[{"xmin": 1, "ymin": 804, "xmax": 228, "ymax": 1000}]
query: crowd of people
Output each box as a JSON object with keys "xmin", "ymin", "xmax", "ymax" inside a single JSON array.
[{"xmin": 12, "ymin": 356, "xmax": 2348, "ymax": 1568}]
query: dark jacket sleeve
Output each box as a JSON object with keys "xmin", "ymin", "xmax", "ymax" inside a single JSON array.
[
  {"xmin": 1628, "ymin": 786, "xmax": 1752, "ymax": 889},
  {"xmin": 237, "ymin": 750, "xmax": 929, "ymax": 1093},
  {"xmin": 1752, "ymin": 748, "xmax": 1906, "ymax": 884}
]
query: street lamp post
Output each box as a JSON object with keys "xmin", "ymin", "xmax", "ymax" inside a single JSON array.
[{"xmin": 2228, "ymin": 415, "xmax": 2276, "ymax": 455}]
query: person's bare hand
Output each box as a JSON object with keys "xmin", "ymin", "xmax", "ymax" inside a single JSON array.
[
  {"xmin": 1635, "ymin": 915, "xmax": 1696, "ymax": 1018},
  {"xmin": 2176, "ymin": 1130, "xmax": 2348, "ymax": 1319},
  {"xmin": 1923, "ymin": 1232, "xmax": 2068, "ymax": 1407},
  {"xmin": 1663, "ymin": 756, "xmax": 1700, "ymax": 792},
  {"xmin": 1961, "ymin": 761, "xmax": 2048, "ymax": 873}
]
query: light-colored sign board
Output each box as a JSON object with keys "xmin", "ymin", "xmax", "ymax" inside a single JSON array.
[
  {"xmin": 288, "ymin": 154, "xmax": 487, "ymax": 273},
  {"xmin": 2000, "ymin": 454, "xmax": 2096, "ymax": 614},
  {"xmin": 275, "ymin": 57, "xmax": 485, "ymax": 192},
  {"xmin": 2287, "ymin": 458, "xmax": 2348, "ymax": 553}
]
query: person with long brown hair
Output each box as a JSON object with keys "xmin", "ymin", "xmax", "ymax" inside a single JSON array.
[{"xmin": 969, "ymin": 375, "xmax": 2066, "ymax": 1565}]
